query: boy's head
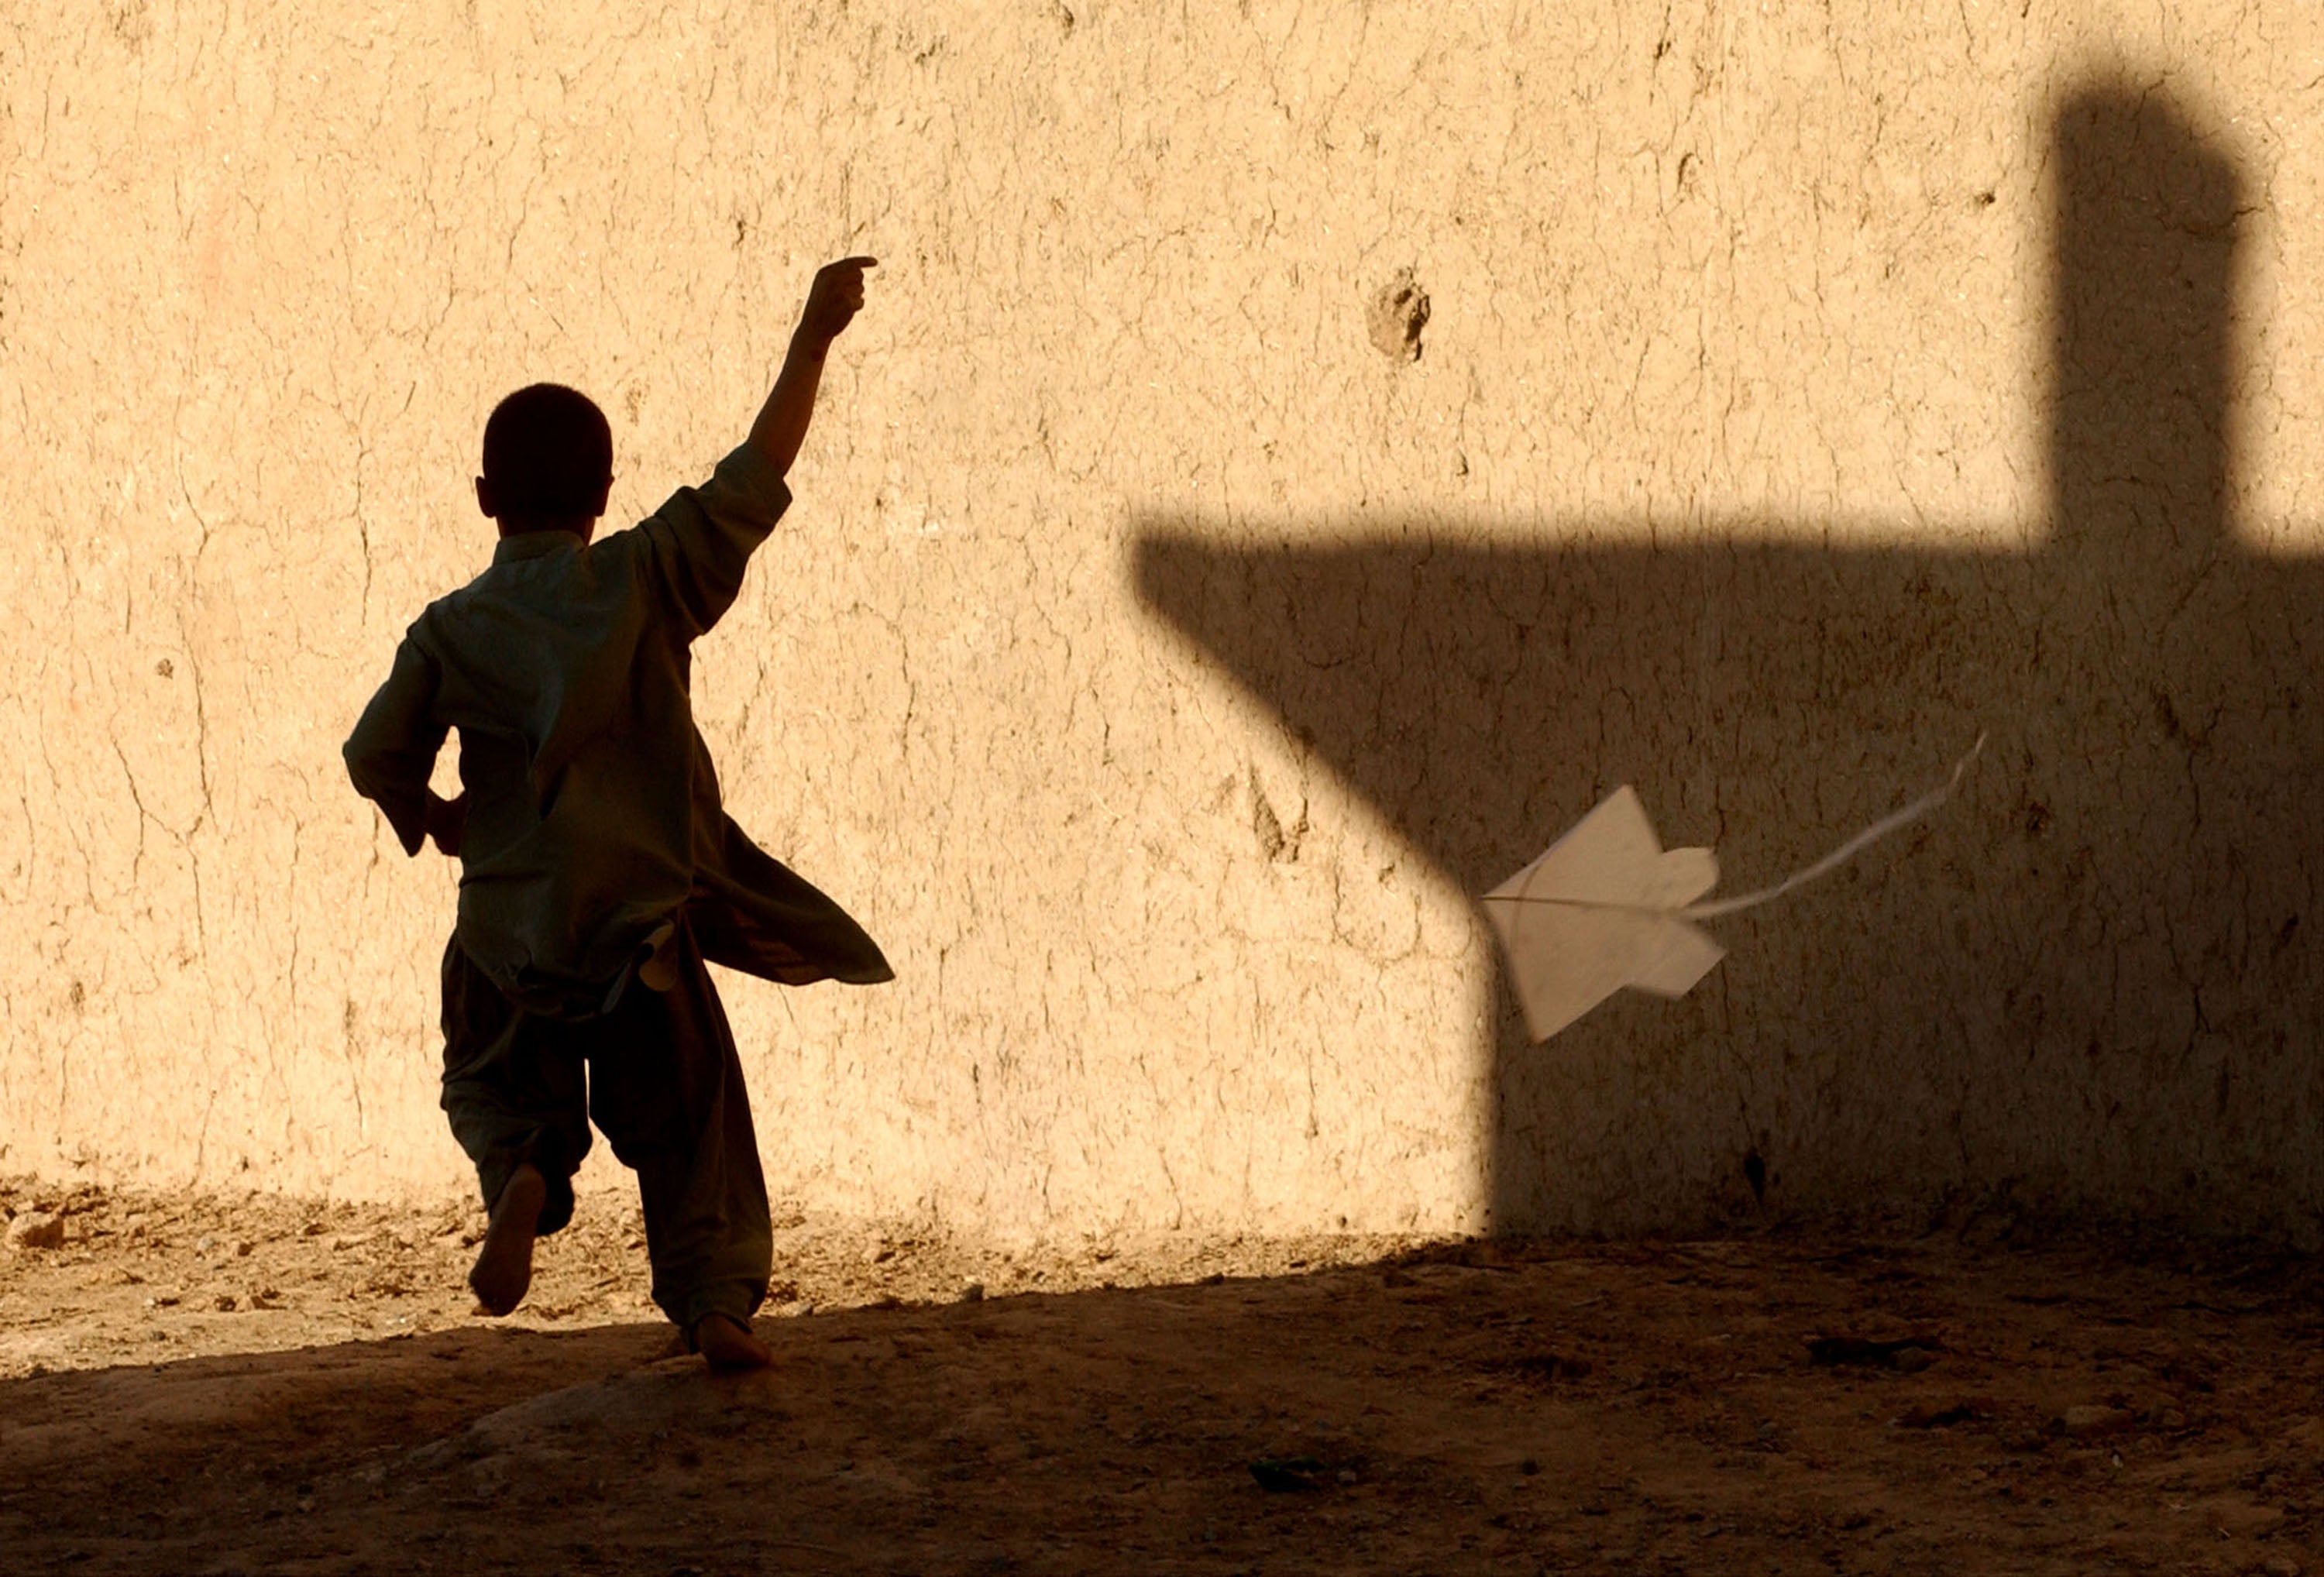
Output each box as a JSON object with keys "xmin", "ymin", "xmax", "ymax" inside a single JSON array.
[{"xmin": 476, "ymin": 383, "xmax": 614, "ymax": 539}]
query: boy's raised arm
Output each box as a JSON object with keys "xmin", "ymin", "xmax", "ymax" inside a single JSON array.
[
  {"xmin": 639, "ymin": 257, "xmax": 878, "ymax": 637},
  {"xmin": 748, "ymin": 256, "xmax": 876, "ymax": 478}
]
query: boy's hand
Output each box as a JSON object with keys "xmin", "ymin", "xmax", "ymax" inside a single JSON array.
[
  {"xmin": 752, "ymin": 256, "xmax": 877, "ymax": 476},
  {"xmin": 796, "ymin": 256, "xmax": 877, "ymax": 348},
  {"xmin": 425, "ymin": 790, "xmax": 468, "ymax": 858}
]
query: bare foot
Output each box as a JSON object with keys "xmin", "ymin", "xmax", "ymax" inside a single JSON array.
[
  {"xmin": 468, "ymin": 1163, "xmax": 547, "ymax": 1317},
  {"xmin": 693, "ymin": 1313, "xmax": 773, "ymax": 1370}
]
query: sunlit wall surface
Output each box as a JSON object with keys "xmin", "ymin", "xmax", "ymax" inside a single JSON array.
[{"xmin": 7, "ymin": 2, "xmax": 2324, "ymax": 1240}]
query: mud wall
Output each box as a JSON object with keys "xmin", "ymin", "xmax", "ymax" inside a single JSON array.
[{"xmin": 6, "ymin": 1, "xmax": 2324, "ymax": 1240}]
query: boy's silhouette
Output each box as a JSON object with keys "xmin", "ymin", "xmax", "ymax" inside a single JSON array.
[{"xmin": 346, "ymin": 257, "xmax": 891, "ymax": 1369}]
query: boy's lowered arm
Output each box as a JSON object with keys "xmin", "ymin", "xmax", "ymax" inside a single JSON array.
[
  {"xmin": 344, "ymin": 638, "xmax": 456, "ymax": 857},
  {"xmin": 747, "ymin": 256, "xmax": 876, "ymax": 478}
]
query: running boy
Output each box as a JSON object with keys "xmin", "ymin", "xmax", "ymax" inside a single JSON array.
[{"xmin": 345, "ymin": 257, "xmax": 892, "ymax": 1369}]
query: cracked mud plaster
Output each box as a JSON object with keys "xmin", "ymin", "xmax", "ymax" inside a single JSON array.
[{"xmin": 7, "ymin": 2, "xmax": 2324, "ymax": 1242}]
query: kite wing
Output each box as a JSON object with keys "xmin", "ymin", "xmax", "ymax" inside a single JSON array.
[
  {"xmin": 1482, "ymin": 785, "xmax": 1725, "ymax": 1043},
  {"xmin": 1483, "ymin": 736, "xmax": 1984, "ymax": 1042}
]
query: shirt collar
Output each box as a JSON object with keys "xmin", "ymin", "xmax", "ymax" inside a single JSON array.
[{"xmin": 492, "ymin": 531, "xmax": 585, "ymax": 565}]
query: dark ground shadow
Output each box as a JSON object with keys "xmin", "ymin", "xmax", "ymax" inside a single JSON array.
[
  {"xmin": 6, "ymin": 1236, "xmax": 2323, "ymax": 1572},
  {"xmin": 1137, "ymin": 88, "xmax": 2324, "ymax": 1235}
]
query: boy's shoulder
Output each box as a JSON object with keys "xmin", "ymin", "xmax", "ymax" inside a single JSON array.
[{"xmin": 407, "ymin": 530, "xmax": 660, "ymax": 668}]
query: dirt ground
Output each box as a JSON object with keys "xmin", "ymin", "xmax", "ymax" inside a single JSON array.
[{"xmin": 3, "ymin": 1177, "xmax": 2322, "ymax": 1575}]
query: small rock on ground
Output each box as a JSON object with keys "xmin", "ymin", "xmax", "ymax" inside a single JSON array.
[{"xmin": 2058, "ymin": 1404, "xmax": 2135, "ymax": 1439}]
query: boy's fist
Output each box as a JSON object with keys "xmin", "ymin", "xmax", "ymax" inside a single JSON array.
[
  {"xmin": 426, "ymin": 789, "xmax": 468, "ymax": 858},
  {"xmin": 799, "ymin": 256, "xmax": 877, "ymax": 345}
]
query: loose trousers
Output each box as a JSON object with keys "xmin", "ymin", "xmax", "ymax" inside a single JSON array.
[{"xmin": 438, "ymin": 914, "xmax": 772, "ymax": 1333}]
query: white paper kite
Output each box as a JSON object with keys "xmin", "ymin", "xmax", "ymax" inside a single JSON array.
[{"xmin": 1483, "ymin": 738, "xmax": 1984, "ymax": 1041}]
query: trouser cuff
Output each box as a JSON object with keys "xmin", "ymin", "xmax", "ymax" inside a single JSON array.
[
  {"xmin": 672, "ymin": 1279, "xmax": 768, "ymax": 1341},
  {"xmin": 478, "ymin": 1141, "xmax": 578, "ymax": 1238}
]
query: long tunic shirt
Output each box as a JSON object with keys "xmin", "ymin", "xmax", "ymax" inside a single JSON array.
[{"xmin": 344, "ymin": 444, "xmax": 892, "ymax": 1018}]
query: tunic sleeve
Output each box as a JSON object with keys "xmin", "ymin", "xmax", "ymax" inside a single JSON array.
[
  {"xmin": 634, "ymin": 443, "xmax": 795, "ymax": 638},
  {"xmin": 343, "ymin": 637, "xmax": 448, "ymax": 857}
]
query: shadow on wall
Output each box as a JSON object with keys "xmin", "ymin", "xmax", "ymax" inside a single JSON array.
[{"xmin": 1136, "ymin": 87, "xmax": 2324, "ymax": 1235}]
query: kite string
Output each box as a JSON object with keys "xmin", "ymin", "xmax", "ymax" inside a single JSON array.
[{"xmin": 1678, "ymin": 733, "xmax": 1985, "ymax": 920}]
